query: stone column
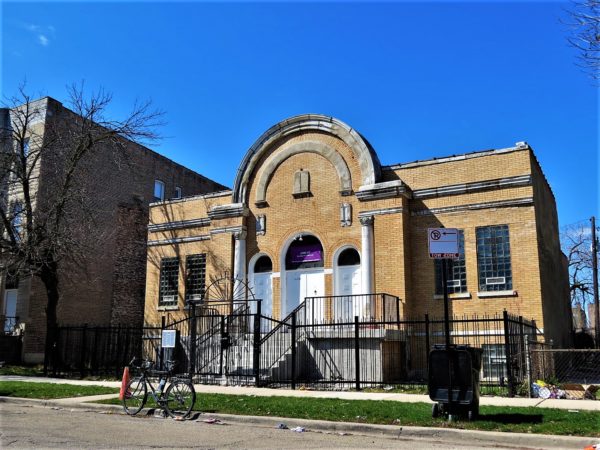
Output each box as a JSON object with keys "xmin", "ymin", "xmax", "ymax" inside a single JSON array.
[
  {"xmin": 360, "ymin": 215, "xmax": 374, "ymax": 296},
  {"xmin": 233, "ymin": 229, "xmax": 247, "ymax": 300}
]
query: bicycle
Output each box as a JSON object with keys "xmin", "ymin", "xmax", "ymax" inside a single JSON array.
[{"xmin": 122, "ymin": 358, "xmax": 196, "ymax": 419}]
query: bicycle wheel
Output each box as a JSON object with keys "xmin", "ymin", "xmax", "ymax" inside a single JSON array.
[
  {"xmin": 165, "ymin": 379, "xmax": 196, "ymax": 418},
  {"xmin": 122, "ymin": 376, "xmax": 147, "ymax": 415}
]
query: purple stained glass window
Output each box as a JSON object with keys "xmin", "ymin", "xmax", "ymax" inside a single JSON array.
[{"xmin": 289, "ymin": 245, "xmax": 322, "ymax": 264}]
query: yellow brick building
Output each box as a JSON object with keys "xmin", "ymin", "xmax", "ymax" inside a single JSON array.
[{"xmin": 144, "ymin": 114, "xmax": 571, "ymax": 348}]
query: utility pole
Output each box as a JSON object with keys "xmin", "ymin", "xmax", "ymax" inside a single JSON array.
[{"xmin": 591, "ymin": 216, "xmax": 599, "ymax": 348}]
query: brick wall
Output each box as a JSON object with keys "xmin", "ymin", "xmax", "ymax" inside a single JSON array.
[{"xmin": 10, "ymin": 97, "xmax": 225, "ymax": 361}]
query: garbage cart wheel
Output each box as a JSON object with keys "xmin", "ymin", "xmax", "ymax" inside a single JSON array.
[{"xmin": 432, "ymin": 403, "xmax": 440, "ymax": 418}]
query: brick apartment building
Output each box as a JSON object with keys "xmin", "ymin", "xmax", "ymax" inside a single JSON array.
[
  {"xmin": 143, "ymin": 114, "xmax": 572, "ymax": 349},
  {"xmin": 0, "ymin": 97, "xmax": 225, "ymax": 363}
]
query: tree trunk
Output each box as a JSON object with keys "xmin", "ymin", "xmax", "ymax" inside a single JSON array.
[{"xmin": 41, "ymin": 262, "xmax": 60, "ymax": 375}]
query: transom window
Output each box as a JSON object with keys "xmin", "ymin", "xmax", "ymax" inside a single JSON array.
[
  {"xmin": 286, "ymin": 235, "xmax": 323, "ymax": 270},
  {"xmin": 476, "ymin": 225, "xmax": 513, "ymax": 292},
  {"xmin": 159, "ymin": 257, "xmax": 179, "ymax": 306},
  {"xmin": 185, "ymin": 254, "xmax": 206, "ymax": 302},
  {"xmin": 338, "ymin": 248, "xmax": 360, "ymax": 266},
  {"xmin": 254, "ymin": 255, "xmax": 273, "ymax": 273},
  {"xmin": 435, "ymin": 230, "xmax": 466, "ymax": 295}
]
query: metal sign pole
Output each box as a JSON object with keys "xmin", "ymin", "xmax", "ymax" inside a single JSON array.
[{"xmin": 442, "ymin": 258, "xmax": 454, "ymax": 421}]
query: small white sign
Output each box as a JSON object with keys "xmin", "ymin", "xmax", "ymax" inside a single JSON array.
[
  {"xmin": 161, "ymin": 330, "xmax": 176, "ymax": 348},
  {"xmin": 428, "ymin": 228, "xmax": 460, "ymax": 259}
]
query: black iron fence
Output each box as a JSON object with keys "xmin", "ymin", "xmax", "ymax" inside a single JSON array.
[
  {"xmin": 46, "ymin": 295, "xmax": 538, "ymax": 397},
  {"xmin": 1, "ymin": 316, "xmax": 20, "ymax": 335},
  {"xmin": 45, "ymin": 324, "xmax": 161, "ymax": 378}
]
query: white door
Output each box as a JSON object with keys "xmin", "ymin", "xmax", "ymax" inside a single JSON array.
[
  {"xmin": 335, "ymin": 265, "xmax": 362, "ymax": 321},
  {"xmin": 4, "ymin": 289, "xmax": 17, "ymax": 332},
  {"xmin": 285, "ymin": 270, "xmax": 324, "ymax": 320},
  {"xmin": 251, "ymin": 272, "xmax": 272, "ymax": 332},
  {"xmin": 303, "ymin": 271, "xmax": 325, "ymax": 324}
]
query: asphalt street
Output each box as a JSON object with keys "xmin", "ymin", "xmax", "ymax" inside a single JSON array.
[{"xmin": 0, "ymin": 402, "xmax": 568, "ymax": 450}]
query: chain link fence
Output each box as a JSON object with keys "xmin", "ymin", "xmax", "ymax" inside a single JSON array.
[{"xmin": 527, "ymin": 342, "xmax": 600, "ymax": 400}]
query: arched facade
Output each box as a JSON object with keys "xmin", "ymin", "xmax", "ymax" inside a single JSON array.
[{"xmin": 144, "ymin": 113, "xmax": 571, "ymax": 348}]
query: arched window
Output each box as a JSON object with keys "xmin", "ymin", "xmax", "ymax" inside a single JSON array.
[
  {"xmin": 338, "ymin": 248, "xmax": 360, "ymax": 266},
  {"xmin": 254, "ymin": 255, "xmax": 273, "ymax": 273},
  {"xmin": 285, "ymin": 235, "xmax": 324, "ymax": 270}
]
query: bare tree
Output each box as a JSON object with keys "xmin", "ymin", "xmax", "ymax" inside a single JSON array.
[
  {"xmin": 561, "ymin": 221, "xmax": 597, "ymax": 319},
  {"xmin": 567, "ymin": 0, "xmax": 600, "ymax": 81},
  {"xmin": 0, "ymin": 84, "xmax": 162, "ymax": 361}
]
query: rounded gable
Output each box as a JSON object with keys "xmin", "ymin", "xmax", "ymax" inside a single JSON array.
[{"xmin": 232, "ymin": 114, "xmax": 382, "ymax": 204}]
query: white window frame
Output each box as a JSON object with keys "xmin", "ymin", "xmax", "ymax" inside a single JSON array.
[
  {"xmin": 154, "ymin": 180, "xmax": 165, "ymax": 201},
  {"xmin": 174, "ymin": 186, "xmax": 182, "ymax": 199}
]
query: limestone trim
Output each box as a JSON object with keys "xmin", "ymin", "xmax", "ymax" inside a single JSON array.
[
  {"xmin": 477, "ymin": 290, "xmax": 518, "ymax": 298},
  {"xmin": 148, "ymin": 235, "xmax": 210, "ymax": 246},
  {"xmin": 210, "ymin": 225, "xmax": 246, "ymax": 236},
  {"xmin": 233, "ymin": 114, "xmax": 382, "ymax": 203},
  {"xmin": 412, "ymin": 175, "xmax": 532, "ymax": 200},
  {"xmin": 384, "ymin": 144, "xmax": 530, "ymax": 170},
  {"xmin": 356, "ymin": 180, "xmax": 411, "ymax": 202},
  {"xmin": 208, "ymin": 203, "xmax": 248, "ymax": 220},
  {"xmin": 149, "ymin": 189, "xmax": 232, "ymax": 207},
  {"xmin": 411, "ymin": 197, "xmax": 534, "ymax": 216},
  {"xmin": 148, "ymin": 217, "xmax": 211, "ymax": 232},
  {"xmin": 433, "ymin": 292, "xmax": 472, "ymax": 300},
  {"xmin": 254, "ymin": 141, "xmax": 352, "ymax": 205},
  {"xmin": 358, "ymin": 207, "xmax": 403, "ymax": 218}
]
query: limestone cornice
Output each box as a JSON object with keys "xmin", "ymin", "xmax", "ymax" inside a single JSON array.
[
  {"xmin": 411, "ymin": 197, "xmax": 534, "ymax": 216},
  {"xmin": 355, "ymin": 180, "xmax": 411, "ymax": 202},
  {"xmin": 148, "ymin": 235, "xmax": 210, "ymax": 246},
  {"xmin": 210, "ymin": 225, "xmax": 246, "ymax": 236},
  {"xmin": 412, "ymin": 175, "xmax": 532, "ymax": 200},
  {"xmin": 148, "ymin": 217, "xmax": 211, "ymax": 232},
  {"xmin": 208, "ymin": 203, "xmax": 248, "ymax": 220},
  {"xmin": 358, "ymin": 207, "xmax": 403, "ymax": 218}
]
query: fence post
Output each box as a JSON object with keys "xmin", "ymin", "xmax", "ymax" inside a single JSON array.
[
  {"xmin": 355, "ymin": 315, "xmax": 361, "ymax": 391},
  {"xmin": 525, "ymin": 338, "xmax": 532, "ymax": 398},
  {"xmin": 80, "ymin": 324, "xmax": 88, "ymax": 379},
  {"xmin": 253, "ymin": 300, "xmax": 261, "ymax": 387},
  {"xmin": 189, "ymin": 303, "xmax": 197, "ymax": 381},
  {"xmin": 291, "ymin": 311, "xmax": 297, "ymax": 390},
  {"xmin": 396, "ymin": 297, "xmax": 401, "ymax": 326},
  {"xmin": 160, "ymin": 316, "xmax": 166, "ymax": 370},
  {"xmin": 425, "ymin": 314, "xmax": 431, "ymax": 372},
  {"xmin": 502, "ymin": 310, "xmax": 514, "ymax": 397}
]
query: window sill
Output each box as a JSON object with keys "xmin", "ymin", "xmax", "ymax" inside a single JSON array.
[
  {"xmin": 433, "ymin": 292, "xmax": 472, "ymax": 300},
  {"xmin": 157, "ymin": 305, "xmax": 179, "ymax": 311},
  {"xmin": 477, "ymin": 290, "xmax": 518, "ymax": 298}
]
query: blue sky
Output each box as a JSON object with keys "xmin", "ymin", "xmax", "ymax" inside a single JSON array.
[{"xmin": 1, "ymin": 1, "xmax": 597, "ymax": 228}]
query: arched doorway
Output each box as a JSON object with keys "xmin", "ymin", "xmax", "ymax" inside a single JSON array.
[
  {"xmin": 334, "ymin": 247, "xmax": 365, "ymax": 321},
  {"xmin": 283, "ymin": 234, "xmax": 325, "ymax": 319},
  {"xmin": 249, "ymin": 254, "xmax": 273, "ymax": 326}
]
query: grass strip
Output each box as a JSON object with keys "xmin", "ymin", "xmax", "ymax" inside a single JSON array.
[
  {"xmin": 103, "ymin": 392, "xmax": 600, "ymax": 437},
  {"xmin": 0, "ymin": 381, "xmax": 119, "ymax": 399}
]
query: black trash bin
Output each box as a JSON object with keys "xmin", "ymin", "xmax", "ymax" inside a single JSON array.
[{"xmin": 428, "ymin": 344, "xmax": 483, "ymax": 420}]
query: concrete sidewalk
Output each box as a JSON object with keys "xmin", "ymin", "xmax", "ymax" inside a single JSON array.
[{"xmin": 2, "ymin": 375, "xmax": 599, "ymax": 411}]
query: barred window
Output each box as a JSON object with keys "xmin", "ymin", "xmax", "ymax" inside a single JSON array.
[
  {"xmin": 159, "ymin": 257, "xmax": 179, "ymax": 306},
  {"xmin": 185, "ymin": 254, "xmax": 206, "ymax": 301},
  {"xmin": 476, "ymin": 225, "xmax": 513, "ymax": 291},
  {"xmin": 435, "ymin": 230, "xmax": 467, "ymax": 295}
]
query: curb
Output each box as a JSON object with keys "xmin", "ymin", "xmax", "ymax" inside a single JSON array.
[{"xmin": 1, "ymin": 396, "xmax": 597, "ymax": 449}]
